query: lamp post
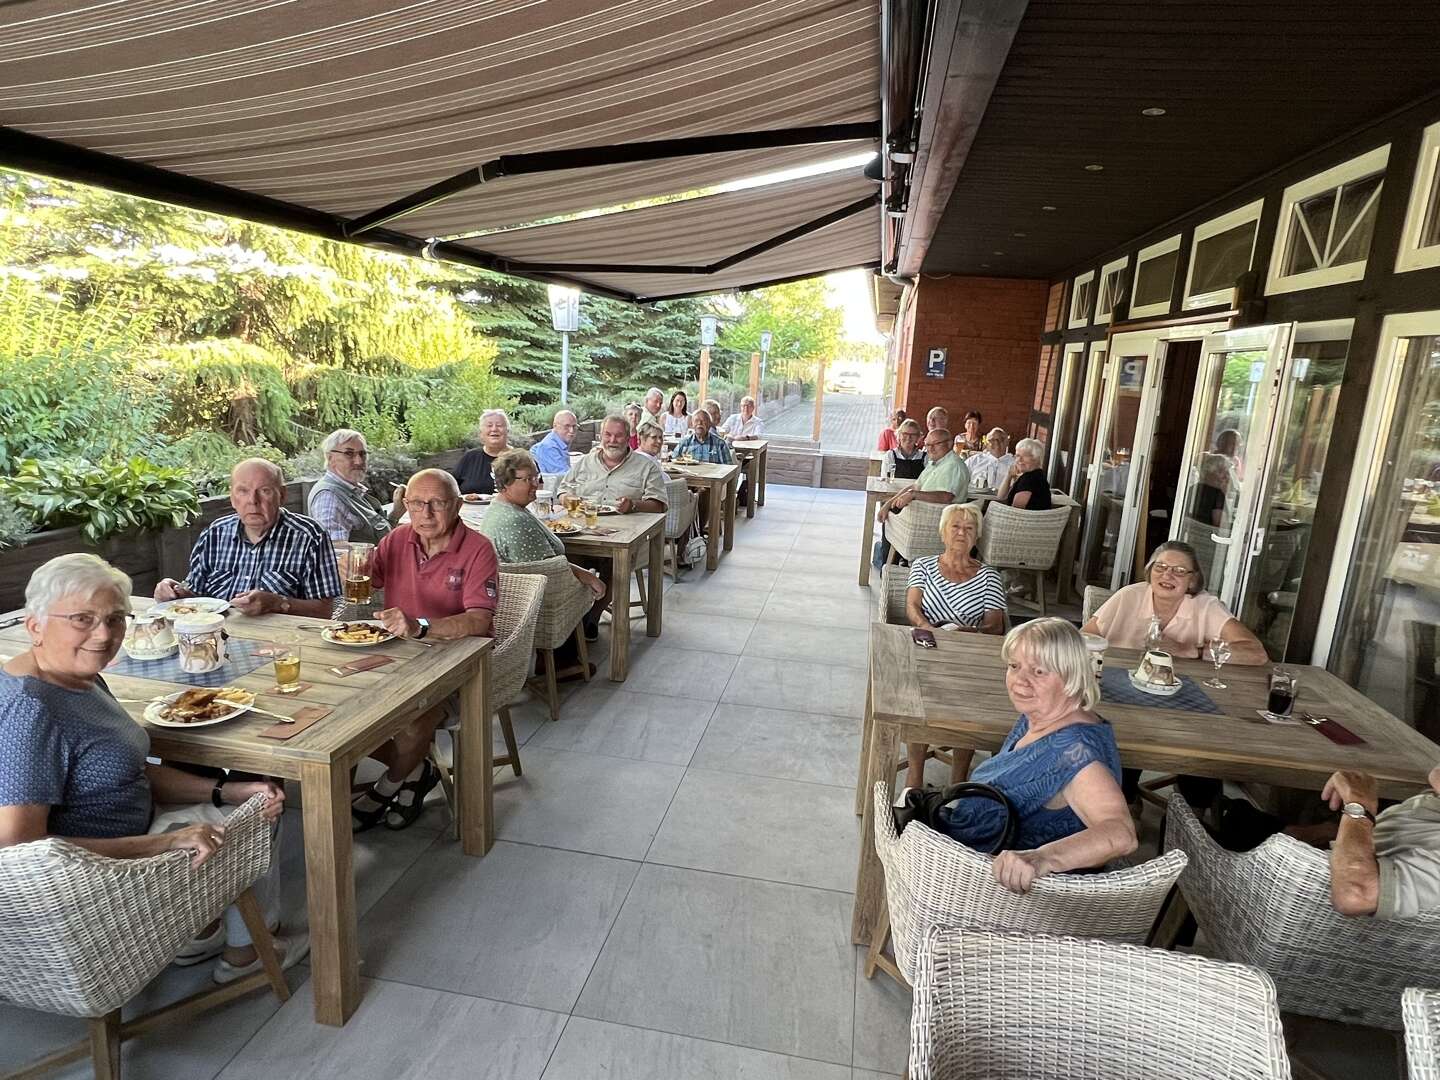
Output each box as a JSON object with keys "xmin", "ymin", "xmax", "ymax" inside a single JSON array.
[
  {"xmin": 759, "ymin": 329, "xmax": 772, "ymax": 405},
  {"xmin": 547, "ymin": 285, "xmax": 581, "ymax": 405},
  {"xmin": 699, "ymin": 315, "xmax": 717, "ymax": 406}
]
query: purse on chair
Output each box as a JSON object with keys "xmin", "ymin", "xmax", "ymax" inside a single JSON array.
[{"xmin": 893, "ymin": 782, "xmax": 1018, "ymax": 854}]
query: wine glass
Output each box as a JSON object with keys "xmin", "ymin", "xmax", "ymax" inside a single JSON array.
[{"xmin": 1203, "ymin": 636, "xmax": 1232, "ymax": 689}]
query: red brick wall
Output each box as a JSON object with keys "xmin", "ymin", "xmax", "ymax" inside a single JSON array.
[{"xmin": 895, "ymin": 276, "xmax": 1050, "ymax": 441}]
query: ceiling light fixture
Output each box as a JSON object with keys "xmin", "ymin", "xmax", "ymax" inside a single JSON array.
[
  {"xmin": 992, "ymin": 250, "xmax": 1005, "ymax": 256},
  {"xmin": 1042, "ymin": 205, "xmax": 1057, "ymax": 211},
  {"xmin": 1012, "ymin": 232, "xmax": 1026, "ymax": 238},
  {"xmin": 1084, "ymin": 163, "xmax": 1104, "ymax": 172},
  {"xmin": 1141, "ymin": 106, "xmax": 1166, "ymax": 117}
]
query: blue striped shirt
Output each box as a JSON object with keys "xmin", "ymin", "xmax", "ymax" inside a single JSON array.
[
  {"xmin": 674, "ymin": 432, "xmax": 734, "ymax": 465},
  {"xmin": 186, "ymin": 508, "xmax": 342, "ymax": 601},
  {"xmin": 908, "ymin": 558, "xmax": 1007, "ymax": 628}
]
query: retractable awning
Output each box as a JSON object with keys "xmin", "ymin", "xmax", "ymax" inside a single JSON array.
[{"xmin": 0, "ymin": 0, "xmax": 881, "ymax": 300}]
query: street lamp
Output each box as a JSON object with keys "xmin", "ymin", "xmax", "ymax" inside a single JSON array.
[
  {"xmin": 547, "ymin": 285, "xmax": 581, "ymax": 405},
  {"xmin": 698, "ymin": 316, "xmax": 717, "ymax": 405},
  {"xmin": 759, "ymin": 330, "xmax": 772, "ymax": 395}
]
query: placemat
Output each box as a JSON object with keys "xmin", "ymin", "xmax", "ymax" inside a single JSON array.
[
  {"xmin": 107, "ymin": 636, "xmax": 278, "ymax": 688},
  {"xmin": 1099, "ymin": 665, "xmax": 1220, "ymax": 714}
]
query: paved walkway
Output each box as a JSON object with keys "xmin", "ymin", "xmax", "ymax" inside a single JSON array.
[{"xmin": 765, "ymin": 393, "xmax": 888, "ymax": 452}]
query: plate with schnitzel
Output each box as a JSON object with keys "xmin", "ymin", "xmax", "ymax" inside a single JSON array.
[
  {"xmin": 144, "ymin": 687, "xmax": 256, "ymax": 728},
  {"xmin": 320, "ymin": 620, "xmax": 396, "ymax": 647}
]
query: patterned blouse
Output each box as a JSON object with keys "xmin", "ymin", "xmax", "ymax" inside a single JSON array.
[{"xmin": 477, "ymin": 499, "xmax": 564, "ymax": 564}]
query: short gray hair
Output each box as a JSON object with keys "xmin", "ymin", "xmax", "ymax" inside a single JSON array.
[
  {"xmin": 552, "ymin": 410, "xmax": 577, "ymax": 427},
  {"xmin": 321, "ymin": 428, "xmax": 367, "ymax": 454},
  {"xmin": 233, "ymin": 458, "xmax": 285, "ymax": 488},
  {"xmin": 405, "ymin": 468, "xmax": 461, "ymax": 500},
  {"xmin": 645, "ymin": 387, "xmax": 664, "ymax": 403},
  {"xmin": 636, "ymin": 422, "xmax": 663, "ymax": 441},
  {"xmin": 741, "ymin": 395, "xmax": 756, "ymax": 407},
  {"xmin": 985, "ymin": 427, "xmax": 1009, "ymax": 446},
  {"xmin": 479, "ymin": 408, "xmax": 509, "ymax": 428},
  {"xmin": 938, "ymin": 502, "xmax": 983, "ymax": 542},
  {"xmin": 1002, "ymin": 617, "xmax": 1100, "ymax": 710},
  {"xmin": 1014, "ymin": 437, "xmax": 1046, "ymax": 464},
  {"xmin": 602, "ymin": 413, "xmax": 631, "ymax": 433},
  {"xmin": 26, "ymin": 553, "xmax": 131, "ymax": 620},
  {"xmin": 491, "ymin": 449, "xmax": 538, "ymax": 489},
  {"xmin": 1144, "ymin": 540, "xmax": 1205, "ymax": 595},
  {"xmin": 703, "ymin": 398, "xmax": 722, "ymax": 413},
  {"xmin": 926, "ymin": 406, "xmax": 949, "ymax": 422}
]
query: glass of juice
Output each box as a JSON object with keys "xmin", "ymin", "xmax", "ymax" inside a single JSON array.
[{"xmin": 275, "ymin": 652, "xmax": 302, "ymax": 693}]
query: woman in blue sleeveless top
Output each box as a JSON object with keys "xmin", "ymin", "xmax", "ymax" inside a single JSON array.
[{"xmin": 936, "ymin": 618, "xmax": 1137, "ymax": 893}]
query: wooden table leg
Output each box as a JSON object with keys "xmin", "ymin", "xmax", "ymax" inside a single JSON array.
[
  {"xmin": 851, "ymin": 714, "xmax": 898, "ymax": 945},
  {"xmin": 609, "ymin": 543, "xmax": 633, "ymax": 680},
  {"xmin": 757, "ymin": 447, "xmax": 767, "ymax": 506},
  {"xmin": 858, "ymin": 490, "xmax": 880, "ymax": 587},
  {"xmin": 646, "ymin": 529, "xmax": 663, "ymax": 638},
  {"xmin": 855, "ymin": 673, "xmax": 876, "ymax": 816},
  {"xmin": 458, "ymin": 653, "xmax": 494, "ymax": 856},
  {"xmin": 704, "ymin": 483, "xmax": 722, "ymax": 571},
  {"xmin": 300, "ymin": 760, "xmax": 360, "ymax": 1026},
  {"xmin": 744, "ymin": 455, "xmax": 756, "ymax": 519},
  {"xmin": 723, "ymin": 477, "xmax": 737, "ymax": 553}
]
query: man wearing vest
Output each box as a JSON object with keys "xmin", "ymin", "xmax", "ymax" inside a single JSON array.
[{"xmin": 307, "ymin": 428, "xmax": 405, "ymax": 545}]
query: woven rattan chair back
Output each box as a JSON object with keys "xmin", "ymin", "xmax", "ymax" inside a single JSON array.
[
  {"xmin": 879, "ymin": 563, "xmax": 909, "ymax": 624},
  {"xmin": 910, "ymin": 927, "xmax": 1291, "ymax": 1080},
  {"xmin": 1166, "ymin": 794, "xmax": 1440, "ymax": 1029},
  {"xmin": 1082, "ymin": 585, "xmax": 1114, "ymax": 623},
  {"xmin": 1405, "ymin": 988, "xmax": 1440, "ymax": 1080},
  {"xmin": 500, "ymin": 555, "xmax": 587, "ymax": 652},
  {"xmin": 975, "ymin": 502, "xmax": 1071, "ymax": 571},
  {"xmin": 491, "ymin": 572, "xmax": 546, "ymax": 709},
  {"xmin": 886, "ymin": 500, "xmax": 947, "ymax": 563}
]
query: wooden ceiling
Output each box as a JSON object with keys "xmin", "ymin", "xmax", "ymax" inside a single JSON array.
[{"xmin": 922, "ymin": 0, "xmax": 1440, "ymax": 279}]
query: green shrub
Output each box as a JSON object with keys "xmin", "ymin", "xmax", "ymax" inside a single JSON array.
[
  {"xmin": 0, "ymin": 493, "xmax": 32, "ymax": 549},
  {"xmin": 0, "ymin": 458, "xmax": 200, "ymax": 544},
  {"xmin": 153, "ymin": 432, "xmax": 289, "ymax": 497}
]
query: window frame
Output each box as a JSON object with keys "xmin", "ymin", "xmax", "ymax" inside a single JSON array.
[
  {"xmin": 1067, "ymin": 270, "xmax": 1096, "ymax": 329},
  {"xmin": 1182, "ymin": 198, "xmax": 1265, "ymax": 310},
  {"xmin": 1396, "ymin": 119, "xmax": 1440, "ymax": 274},
  {"xmin": 1128, "ymin": 234, "xmax": 1182, "ymax": 319},
  {"xmin": 1093, "ymin": 255, "xmax": 1129, "ymax": 325},
  {"xmin": 1265, "ymin": 144, "xmax": 1391, "ymax": 296}
]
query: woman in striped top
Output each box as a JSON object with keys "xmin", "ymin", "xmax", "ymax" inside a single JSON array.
[{"xmin": 904, "ymin": 501, "xmax": 1007, "ymax": 788}]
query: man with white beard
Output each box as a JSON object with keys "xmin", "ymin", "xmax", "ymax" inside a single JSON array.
[{"xmin": 559, "ymin": 414, "xmax": 668, "ymax": 514}]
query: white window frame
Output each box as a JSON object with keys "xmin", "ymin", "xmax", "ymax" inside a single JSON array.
[
  {"xmin": 1093, "ymin": 256, "xmax": 1129, "ymax": 325},
  {"xmin": 1266, "ymin": 144, "xmax": 1391, "ymax": 296},
  {"xmin": 1182, "ymin": 198, "xmax": 1265, "ymax": 310},
  {"xmin": 1048, "ymin": 342, "xmax": 1088, "ymax": 477},
  {"xmin": 1396, "ymin": 119, "xmax": 1440, "ymax": 274},
  {"xmin": 1128, "ymin": 234, "xmax": 1182, "ymax": 319},
  {"xmin": 1067, "ymin": 270, "xmax": 1096, "ymax": 329}
]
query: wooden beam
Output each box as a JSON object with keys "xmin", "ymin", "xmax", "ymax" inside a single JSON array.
[
  {"xmin": 748, "ymin": 352, "xmax": 761, "ymax": 402},
  {"xmin": 698, "ymin": 346, "xmax": 711, "ymax": 406},
  {"xmin": 813, "ymin": 359, "xmax": 827, "ymax": 443}
]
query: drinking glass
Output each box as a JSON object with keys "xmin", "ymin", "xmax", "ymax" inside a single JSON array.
[
  {"xmin": 1203, "ymin": 636, "xmax": 1231, "ymax": 688},
  {"xmin": 1264, "ymin": 668, "xmax": 1298, "ymax": 720},
  {"xmin": 275, "ymin": 652, "xmax": 302, "ymax": 693},
  {"xmin": 343, "ymin": 543, "xmax": 373, "ymax": 606},
  {"xmin": 584, "ymin": 504, "xmax": 599, "ymax": 528}
]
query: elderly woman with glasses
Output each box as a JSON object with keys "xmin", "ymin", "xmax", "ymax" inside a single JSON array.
[
  {"xmin": 0, "ymin": 554, "xmax": 302, "ymax": 982},
  {"xmin": 453, "ymin": 409, "xmax": 513, "ymax": 496},
  {"xmin": 307, "ymin": 427, "xmax": 404, "ymax": 544},
  {"xmin": 925, "ymin": 618, "xmax": 1136, "ymax": 894}
]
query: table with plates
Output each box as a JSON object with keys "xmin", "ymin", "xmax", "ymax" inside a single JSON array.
[
  {"xmin": 663, "ymin": 460, "xmax": 741, "ymax": 572},
  {"xmin": 850, "ymin": 623, "xmax": 1440, "ymax": 944},
  {"xmin": 730, "ymin": 438, "xmax": 769, "ymax": 517},
  {"xmin": 0, "ymin": 597, "xmax": 493, "ymax": 1028}
]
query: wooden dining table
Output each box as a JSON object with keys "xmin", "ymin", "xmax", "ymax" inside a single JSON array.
[
  {"xmin": 663, "ymin": 460, "xmax": 740, "ymax": 572},
  {"xmin": 731, "ymin": 438, "xmax": 769, "ymax": 518},
  {"xmin": 851, "ymin": 623, "xmax": 1440, "ymax": 944},
  {"xmin": 0, "ymin": 597, "xmax": 492, "ymax": 1028}
]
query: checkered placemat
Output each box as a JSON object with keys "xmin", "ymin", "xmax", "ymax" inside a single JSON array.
[
  {"xmin": 107, "ymin": 636, "xmax": 278, "ymax": 688},
  {"xmin": 1099, "ymin": 665, "xmax": 1220, "ymax": 714}
]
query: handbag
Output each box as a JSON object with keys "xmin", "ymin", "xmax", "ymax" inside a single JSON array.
[{"xmin": 892, "ymin": 782, "xmax": 1018, "ymax": 854}]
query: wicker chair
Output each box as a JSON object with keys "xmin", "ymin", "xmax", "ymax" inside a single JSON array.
[
  {"xmin": 910, "ymin": 927, "xmax": 1291, "ymax": 1080},
  {"xmin": 876, "ymin": 562, "xmax": 909, "ymax": 624},
  {"xmin": 868, "ymin": 781, "xmax": 1187, "ymax": 986},
  {"xmin": 0, "ymin": 796, "xmax": 287, "ymax": 1079},
  {"xmin": 1165, "ymin": 794, "xmax": 1440, "ymax": 1029},
  {"xmin": 975, "ymin": 502, "xmax": 1072, "ymax": 615},
  {"xmin": 502, "ymin": 555, "xmax": 592, "ymax": 721},
  {"xmin": 632, "ymin": 476, "xmax": 699, "ymax": 614},
  {"xmin": 1082, "ymin": 584, "xmax": 1114, "ymax": 622},
  {"xmin": 884, "ymin": 499, "xmax": 948, "ymax": 564},
  {"xmin": 1405, "ymin": 988, "xmax": 1440, "ymax": 1080}
]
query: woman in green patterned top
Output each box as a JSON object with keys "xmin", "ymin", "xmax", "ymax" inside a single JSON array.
[{"xmin": 481, "ymin": 450, "xmax": 607, "ymax": 643}]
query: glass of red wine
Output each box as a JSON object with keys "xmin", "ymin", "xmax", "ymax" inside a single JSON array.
[{"xmin": 1263, "ymin": 668, "xmax": 1298, "ymax": 721}]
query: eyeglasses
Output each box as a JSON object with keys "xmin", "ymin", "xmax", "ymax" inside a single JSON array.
[
  {"xmin": 1152, "ymin": 562, "xmax": 1195, "ymax": 578},
  {"xmin": 329, "ymin": 448, "xmax": 368, "ymax": 460},
  {"xmin": 47, "ymin": 611, "xmax": 131, "ymax": 632},
  {"xmin": 403, "ymin": 498, "xmax": 455, "ymax": 515}
]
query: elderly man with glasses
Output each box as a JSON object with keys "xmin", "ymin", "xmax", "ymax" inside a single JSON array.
[
  {"xmin": 718, "ymin": 395, "xmax": 764, "ymax": 440},
  {"xmin": 873, "ymin": 428, "xmax": 971, "ymax": 568},
  {"xmin": 530, "ymin": 409, "xmax": 578, "ymax": 476},
  {"xmin": 560, "ymin": 414, "xmax": 668, "ymax": 514},
  {"xmin": 306, "ymin": 427, "xmax": 405, "ymax": 544}
]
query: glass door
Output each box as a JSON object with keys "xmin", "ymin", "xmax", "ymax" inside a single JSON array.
[
  {"xmin": 1049, "ymin": 343, "xmax": 1086, "ymax": 490},
  {"xmin": 1069, "ymin": 345, "xmax": 1107, "ymax": 502},
  {"xmin": 1170, "ymin": 324, "xmax": 1294, "ymax": 610}
]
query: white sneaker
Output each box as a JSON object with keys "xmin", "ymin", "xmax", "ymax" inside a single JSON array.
[
  {"xmin": 894, "ymin": 786, "xmax": 915, "ymax": 807},
  {"xmin": 212, "ymin": 933, "xmax": 310, "ymax": 985},
  {"xmin": 172, "ymin": 924, "xmax": 224, "ymax": 967}
]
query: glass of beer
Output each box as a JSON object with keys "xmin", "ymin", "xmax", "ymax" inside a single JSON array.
[
  {"xmin": 275, "ymin": 652, "xmax": 302, "ymax": 693},
  {"xmin": 584, "ymin": 503, "xmax": 599, "ymax": 528},
  {"xmin": 343, "ymin": 543, "xmax": 373, "ymax": 605}
]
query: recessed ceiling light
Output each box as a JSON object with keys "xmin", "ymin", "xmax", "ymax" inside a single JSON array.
[
  {"xmin": 1084, "ymin": 163, "xmax": 1104, "ymax": 172},
  {"xmin": 992, "ymin": 250, "xmax": 1005, "ymax": 256},
  {"xmin": 1012, "ymin": 231, "xmax": 1026, "ymax": 238},
  {"xmin": 980, "ymin": 263, "xmax": 991, "ymax": 269},
  {"xmin": 1041, "ymin": 205, "xmax": 1058, "ymax": 211},
  {"xmin": 1141, "ymin": 106, "xmax": 1166, "ymax": 117}
]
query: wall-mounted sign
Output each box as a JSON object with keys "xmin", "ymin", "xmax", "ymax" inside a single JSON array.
[{"xmin": 925, "ymin": 347, "xmax": 947, "ymax": 378}]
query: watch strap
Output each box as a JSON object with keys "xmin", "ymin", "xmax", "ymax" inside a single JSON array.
[
  {"xmin": 211, "ymin": 779, "xmax": 226, "ymax": 809},
  {"xmin": 416, "ymin": 618, "xmax": 430, "ymax": 639},
  {"xmin": 1342, "ymin": 802, "xmax": 1376, "ymax": 824}
]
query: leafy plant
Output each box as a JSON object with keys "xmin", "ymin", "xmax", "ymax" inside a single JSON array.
[
  {"xmin": 151, "ymin": 431, "xmax": 289, "ymax": 497},
  {"xmin": 0, "ymin": 458, "xmax": 201, "ymax": 544},
  {"xmin": 0, "ymin": 493, "xmax": 32, "ymax": 549}
]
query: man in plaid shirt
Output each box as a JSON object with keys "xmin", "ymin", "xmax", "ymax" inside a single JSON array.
[{"xmin": 155, "ymin": 460, "xmax": 341, "ymax": 618}]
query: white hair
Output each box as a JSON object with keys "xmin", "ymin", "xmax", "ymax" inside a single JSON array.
[
  {"xmin": 645, "ymin": 387, "xmax": 664, "ymax": 403},
  {"xmin": 405, "ymin": 468, "xmax": 461, "ymax": 499},
  {"xmin": 26, "ymin": 553, "xmax": 132, "ymax": 620},
  {"xmin": 1001, "ymin": 617, "xmax": 1099, "ymax": 710},
  {"xmin": 321, "ymin": 428, "xmax": 366, "ymax": 454},
  {"xmin": 1014, "ymin": 437, "xmax": 1046, "ymax": 464},
  {"xmin": 479, "ymin": 409, "xmax": 509, "ymax": 427},
  {"xmin": 552, "ymin": 410, "xmax": 577, "ymax": 426},
  {"xmin": 938, "ymin": 502, "xmax": 983, "ymax": 542},
  {"xmin": 233, "ymin": 458, "xmax": 285, "ymax": 488},
  {"xmin": 741, "ymin": 395, "xmax": 756, "ymax": 407}
]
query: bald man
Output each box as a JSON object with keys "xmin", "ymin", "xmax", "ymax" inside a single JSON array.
[{"xmin": 531, "ymin": 409, "xmax": 578, "ymax": 475}]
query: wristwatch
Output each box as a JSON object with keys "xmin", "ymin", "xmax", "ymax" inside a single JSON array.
[
  {"xmin": 415, "ymin": 618, "xmax": 431, "ymax": 640},
  {"xmin": 1341, "ymin": 801, "xmax": 1376, "ymax": 824},
  {"xmin": 211, "ymin": 779, "xmax": 226, "ymax": 809}
]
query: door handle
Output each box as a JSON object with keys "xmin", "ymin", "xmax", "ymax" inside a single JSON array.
[{"xmin": 1210, "ymin": 533, "xmax": 1233, "ymax": 545}]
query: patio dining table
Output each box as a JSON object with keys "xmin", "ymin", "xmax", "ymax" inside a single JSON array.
[
  {"xmin": 730, "ymin": 438, "xmax": 770, "ymax": 518},
  {"xmin": 662, "ymin": 460, "xmax": 740, "ymax": 572},
  {"xmin": 851, "ymin": 623, "xmax": 1440, "ymax": 945},
  {"xmin": 0, "ymin": 598, "xmax": 492, "ymax": 1028}
]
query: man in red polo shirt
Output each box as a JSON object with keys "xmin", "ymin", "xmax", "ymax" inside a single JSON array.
[{"xmin": 349, "ymin": 468, "xmax": 499, "ymax": 832}]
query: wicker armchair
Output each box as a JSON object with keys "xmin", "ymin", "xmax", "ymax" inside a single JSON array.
[
  {"xmin": 975, "ymin": 502, "xmax": 1071, "ymax": 615},
  {"xmin": 661, "ymin": 475, "xmax": 700, "ymax": 579},
  {"xmin": 885, "ymin": 499, "xmax": 948, "ymax": 564},
  {"xmin": 0, "ymin": 796, "xmax": 287, "ymax": 1078},
  {"xmin": 1405, "ymin": 988, "xmax": 1440, "ymax": 1080},
  {"xmin": 502, "ymin": 555, "xmax": 592, "ymax": 721},
  {"xmin": 868, "ymin": 781, "xmax": 1186, "ymax": 986},
  {"xmin": 910, "ymin": 927, "xmax": 1291, "ymax": 1080},
  {"xmin": 1082, "ymin": 584, "xmax": 1114, "ymax": 623},
  {"xmin": 877, "ymin": 562, "xmax": 909, "ymax": 624},
  {"xmin": 1165, "ymin": 794, "xmax": 1440, "ymax": 1029}
]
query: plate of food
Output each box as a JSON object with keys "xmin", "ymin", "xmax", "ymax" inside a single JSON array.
[
  {"xmin": 547, "ymin": 519, "xmax": 587, "ymax": 536},
  {"xmin": 462, "ymin": 492, "xmax": 492, "ymax": 504},
  {"xmin": 320, "ymin": 620, "xmax": 396, "ymax": 647},
  {"xmin": 149, "ymin": 597, "xmax": 230, "ymax": 619},
  {"xmin": 1129, "ymin": 650, "xmax": 1182, "ymax": 697},
  {"xmin": 596, "ymin": 505, "xmax": 622, "ymax": 515},
  {"xmin": 144, "ymin": 687, "xmax": 255, "ymax": 728},
  {"xmin": 670, "ymin": 455, "xmax": 699, "ymax": 466}
]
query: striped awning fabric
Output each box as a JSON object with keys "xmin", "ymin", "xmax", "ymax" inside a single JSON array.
[{"xmin": 0, "ymin": 0, "xmax": 880, "ymax": 297}]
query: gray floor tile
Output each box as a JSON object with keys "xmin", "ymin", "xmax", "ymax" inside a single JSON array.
[
  {"xmin": 621, "ymin": 644, "xmax": 740, "ymax": 701},
  {"xmin": 716, "ymin": 545, "xmax": 796, "ymax": 569},
  {"xmin": 666, "ymin": 582, "xmax": 771, "ymax": 619},
  {"xmin": 359, "ymin": 840, "xmax": 638, "ymax": 1011},
  {"xmin": 772, "ymin": 571, "xmax": 872, "ymax": 602},
  {"xmin": 781, "ymin": 551, "xmax": 862, "ymax": 578},
  {"xmin": 495, "ymin": 747, "xmax": 685, "ymax": 860},
  {"xmin": 217, "ymin": 978, "xmax": 566, "ymax": 1080},
  {"xmin": 575, "ymin": 865, "xmax": 856, "ymax": 1065},
  {"xmin": 691, "ymin": 703, "xmax": 861, "ymax": 788},
  {"xmin": 732, "ymin": 527, "xmax": 803, "ymax": 550},
  {"xmin": 762, "ymin": 590, "xmax": 876, "ymax": 630},
  {"xmin": 851, "ymin": 949, "xmax": 911, "ymax": 1075},
  {"xmin": 743, "ymin": 620, "xmax": 870, "ymax": 668},
  {"xmin": 650, "ymin": 612, "xmax": 756, "ymax": 654},
  {"xmin": 648, "ymin": 768, "xmax": 860, "ymax": 891},
  {"xmin": 723, "ymin": 656, "xmax": 869, "ymax": 718},
  {"xmin": 811, "ymin": 489, "xmax": 866, "ymax": 504},
  {"xmin": 703, "ymin": 563, "xmax": 782, "ymax": 591},
  {"xmin": 763, "ymin": 485, "xmax": 818, "ymax": 503},
  {"xmin": 530, "ymin": 686, "xmax": 713, "ymax": 765},
  {"xmin": 853, "ymin": 1071, "xmax": 901, "ymax": 1080},
  {"xmin": 543, "ymin": 1018, "xmax": 851, "ymax": 1080}
]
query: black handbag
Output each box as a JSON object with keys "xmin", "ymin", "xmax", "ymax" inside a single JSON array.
[{"xmin": 892, "ymin": 782, "xmax": 1018, "ymax": 854}]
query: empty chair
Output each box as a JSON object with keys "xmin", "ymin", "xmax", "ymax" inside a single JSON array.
[
  {"xmin": 909, "ymin": 926, "xmax": 1291, "ymax": 1080},
  {"xmin": 1165, "ymin": 794, "xmax": 1440, "ymax": 1029},
  {"xmin": 632, "ymin": 475, "xmax": 698, "ymax": 611},
  {"xmin": 868, "ymin": 782, "xmax": 1187, "ymax": 985},
  {"xmin": 975, "ymin": 502, "xmax": 1071, "ymax": 614},
  {"xmin": 503, "ymin": 554, "xmax": 592, "ymax": 721},
  {"xmin": 0, "ymin": 796, "xmax": 287, "ymax": 1079},
  {"xmin": 1405, "ymin": 988, "xmax": 1440, "ymax": 1080}
]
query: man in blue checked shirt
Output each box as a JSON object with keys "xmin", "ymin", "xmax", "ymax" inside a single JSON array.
[
  {"xmin": 154, "ymin": 459, "xmax": 342, "ymax": 618},
  {"xmin": 672, "ymin": 410, "xmax": 734, "ymax": 465}
]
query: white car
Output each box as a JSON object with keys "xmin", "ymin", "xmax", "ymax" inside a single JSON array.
[{"xmin": 828, "ymin": 369, "xmax": 863, "ymax": 393}]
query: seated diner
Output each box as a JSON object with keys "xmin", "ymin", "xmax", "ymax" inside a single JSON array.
[
  {"xmin": 452, "ymin": 409, "xmax": 513, "ymax": 496},
  {"xmin": 307, "ymin": 428, "xmax": 404, "ymax": 544},
  {"xmin": 996, "ymin": 437, "xmax": 1053, "ymax": 510},
  {"xmin": 673, "ymin": 409, "xmax": 734, "ymax": 465},
  {"xmin": 966, "ymin": 428, "xmax": 1015, "ymax": 491},
  {"xmin": 876, "ymin": 408, "xmax": 906, "ymax": 452},
  {"xmin": 560, "ymin": 414, "xmax": 668, "ymax": 514},
  {"xmin": 663, "ymin": 390, "xmax": 691, "ymax": 437},
  {"xmin": 956, "ymin": 410, "xmax": 984, "ymax": 452}
]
